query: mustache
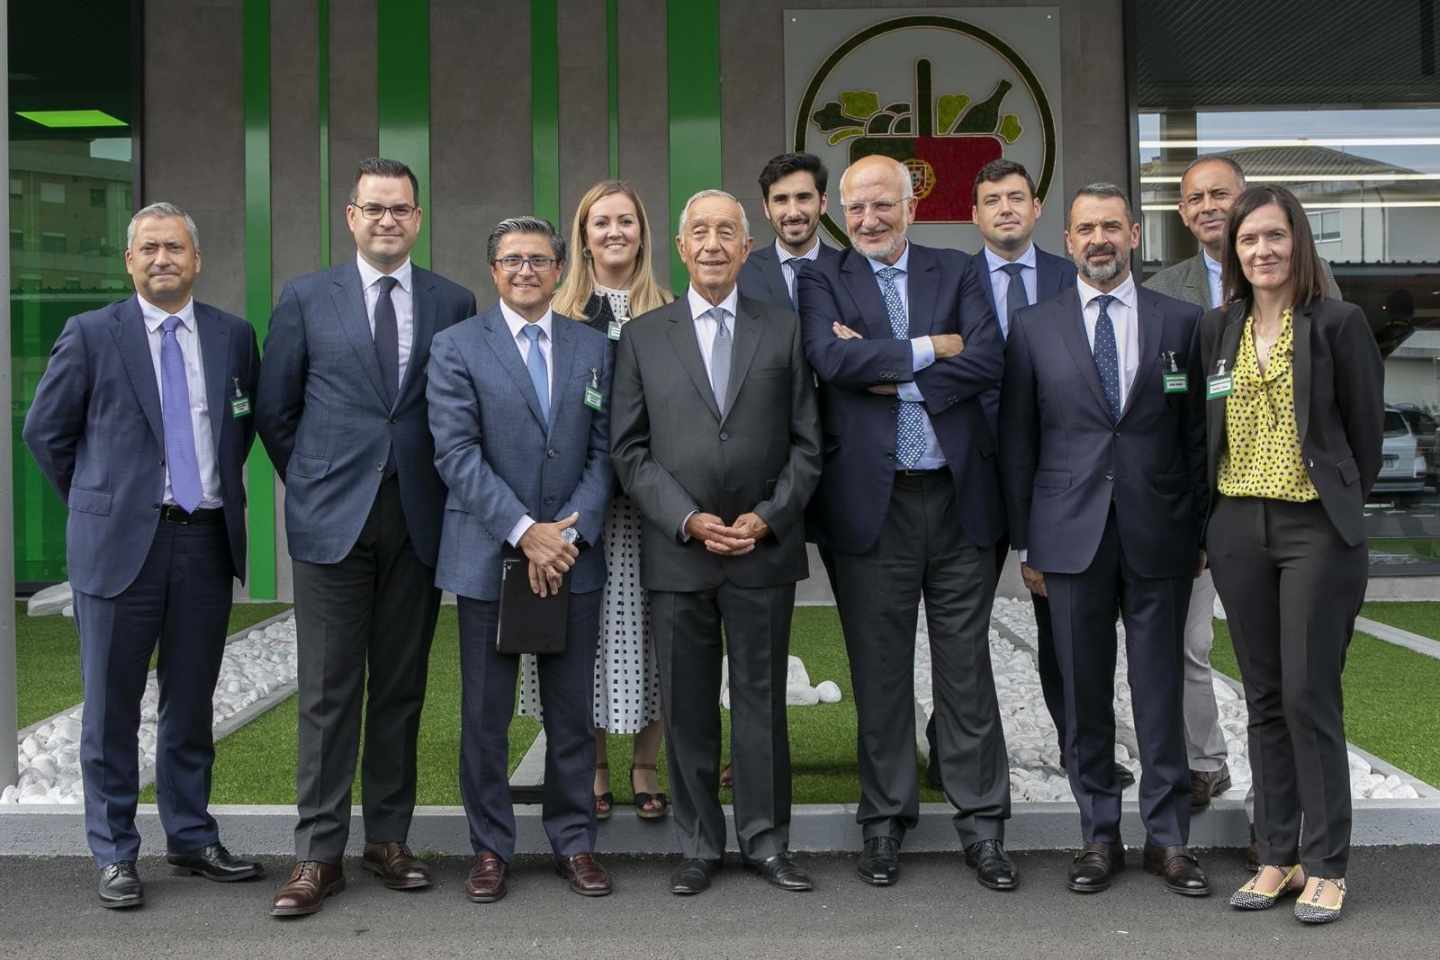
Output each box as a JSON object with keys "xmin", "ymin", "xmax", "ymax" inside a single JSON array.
[{"xmin": 1083, "ymin": 242, "xmax": 1118, "ymax": 259}]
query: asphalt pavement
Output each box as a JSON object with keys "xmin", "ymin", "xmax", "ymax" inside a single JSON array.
[{"xmin": 0, "ymin": 847, "xmax": 1434, "ymax": 960}]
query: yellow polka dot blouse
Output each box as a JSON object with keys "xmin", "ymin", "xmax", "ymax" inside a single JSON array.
[{"xmin": 1217, "ymin": 309, "xmax": 1318, "ymax": 501}]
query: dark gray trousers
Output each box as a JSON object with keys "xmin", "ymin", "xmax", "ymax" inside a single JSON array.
[
  {"xmin": 651, "ymin": 581, "xmax": 795, "ymax": 862},
  {"xmin": 291, "ymin": 477, "xmax": 441, "ymax": 862},
  {"xmin": 832, "ymin": 470, "xmax": 1010, "ymax": 848},
  {"xmin": 1207, "ymin": 495, "xmax": 1364, "ymax": 876}
]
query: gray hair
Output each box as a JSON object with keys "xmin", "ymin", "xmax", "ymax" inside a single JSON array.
[
  {"xmin": 838, "ymin": 156, "xmax": 915, "ymax": 206},
  {"xmin": 485, "ymin": 216, "xmax": 566, "ymax": 265},
  {"xmin": 677, "ymin": 189, "xmax": 749, "ymax": 239},
  {"xmin": 127, "ymin": 202, "xmax": 200, "ymax": 251},
  {"xmin": 1066, "ymin": 182, "xmax": 1134, "ymax": 227},
  {"xmin": 1181, "ymin": 154, "xmax": 1246, "ymax": 190}
]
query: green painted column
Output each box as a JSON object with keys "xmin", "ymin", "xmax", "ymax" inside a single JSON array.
[
  {"xmin": 666, "ymin": 0, "xmax": 722, "ymax": 289},
  {"xmin": 243, "ymin": 0, "xmax": 277, "ymax": 599},
  {"xmin": 377, "ymin": 0, "xmax": 431, "ymax": 268},
  {"xmin": 532, "ymin": 0, "xmax": 560, "ymax": 227}
]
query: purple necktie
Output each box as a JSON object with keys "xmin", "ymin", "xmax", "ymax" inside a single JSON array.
[{"xmin": 161, "ymin": 315, "xmax": 204, "ymax": 512}]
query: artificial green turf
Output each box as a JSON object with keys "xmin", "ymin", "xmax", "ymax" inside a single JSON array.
[
  {"xmin": 13, "ymin": 601, "xmax": 292, "ymax": 729},
  {"xmin": 1358, "ymin": 601, "xmax": 1440, "ymax": 642},
  {"xmin": 1210, "ymin": 621, "xmax": 1440, "ymax": 788}
]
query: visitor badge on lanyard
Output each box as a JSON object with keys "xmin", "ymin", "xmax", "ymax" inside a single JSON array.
[
  {"xmin": 1161, "ymin": 351, "xmax": 1188, "ymax": 394},
  {"xmin": 584, "ymin": 368, "xmax": 604, "ymax": 411},
  {"xmin": 230, "ymin": 377, "xmax": 252, "ymax": 418},
  {"xmin": 1206, "ymin": 358, "xmax": 1233, "ymax": 400}
]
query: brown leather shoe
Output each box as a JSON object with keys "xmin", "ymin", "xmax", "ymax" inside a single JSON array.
[
  {"xmin": 555, "ymin": 852, "xmax": 613, "ymax": 897},
  {"xmin": 465, "ymin": 852, "xmax": 507, "ymax": 903},
  {"xmin": 270, "ymin": 861, "xmax": 344, "ymax": 917},
  {"xmin": 1143, "ymin": 843, "xmax": 1211, "ymax": 897},
  {"xmin": 361, "ymin": 841, "xmax": 432, "ymax": 890},
  {"xmin": 1190, "ymin": 766, "xmax": 1232, "ymax": 811}
]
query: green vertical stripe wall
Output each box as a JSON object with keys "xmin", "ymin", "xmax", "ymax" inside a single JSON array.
[
  {"xmin": 666, "ymin": 0, "xmax": 722, "ymax": 289},
  {"xmin": 377, "ymin": 0, "xmax": 431, "ymax": 268},
  {"xmin": 243, "ymin": 0, "xmax": 277, "ymax": 599},
  {"xmin": 531, "ymin": 0, "xmax": 561, "ymax": 227}
]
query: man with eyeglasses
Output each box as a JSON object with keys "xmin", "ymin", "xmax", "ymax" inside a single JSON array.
[
  {"xmin": 257, "ymin": 157, "xmax": 477, "ymax": 918},
  {"xmin": 797, "ymin": 155, "xmax": 1015, "ymax": 893}
]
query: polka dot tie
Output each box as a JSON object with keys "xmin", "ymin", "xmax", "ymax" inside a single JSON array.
[
  {"xmin": 1092, "ymin": 294, "xmax": 1122, "ymax": 422},
  {"xmin": 877, "ymin": 266, "xmax": 927, "ymax": 467}
]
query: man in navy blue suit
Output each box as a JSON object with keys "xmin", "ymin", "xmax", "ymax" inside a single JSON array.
[
  {"xmin": 426, "ymin": 217, "xmax": 615, "ymax": 903},
  {"xmin": 257, "ymin": 158, "xmax": 477, "ymax": 917},
  {"xmin": 24, "ymin": 202, "xmax": 263, "ymax": 908},
  {"xmin": 1000, "ymin": 183, "xmax": 1209, "ymax": 897},
  {"xmin": 797, "ymin": 155, "xmax": 1015, "ymax": 893},
  {"xmin": 738, "ymin": 152, "xmax": 841, "ymax": 310}
]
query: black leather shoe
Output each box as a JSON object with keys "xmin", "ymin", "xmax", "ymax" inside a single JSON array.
[
  {"xmin": 1068, "ymin": 841, "xmax": 1125, "ymax": 893},
  {"xmin": 670, "ymin": 858, "xmax": 720, "ymax": 895},
  {"xmin": 965, "ymin": 839, "xmax": 1018, "ymax": 891},
  {"xmin": 1190, "ymin": 766, "xmax": 1232, "ymax": 811},
  {"xmin": 1143, "ymin": 843, "xmax": 1210, "ymax": 896},
  {"xmin": 98, "ymin": 861, "xmax": 144, "ymax": 909},
  {"xmin": 745, "ymin": 852, "xmax": 813, "ymax": 892},
  {"xmin": 167, "ymin": 842, "xmax": 263, "ymax": 882},
  {"xmin": 856, "ymin": 836, "xmax": 900, "ymax": 886}
]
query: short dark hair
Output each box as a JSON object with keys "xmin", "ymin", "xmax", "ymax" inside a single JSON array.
[
  {"xmin": 758, "ymin": 152, "xmax": 829, "ymax": 201},
  {"xmin": 971, "ymin": 159, "xmax": 1036, "ymax": 206},
  {"xmin": 351, "ymin": 157, "xmax": 420, "ymax": 206},
  {"xmin": 1221, "ymin": 185, "xmax": 1326, "ymax": 307},
  {"xmin": 486, "ymin": 216, "xmax": 566, "ymax": 265},
  {"xmin": 1066, "ymin": 182, "xmax": 1133, "ymax": 227},
  {"xmin": 1181, "ymin": 154, "xmax": 1246, "ymax": 189}
]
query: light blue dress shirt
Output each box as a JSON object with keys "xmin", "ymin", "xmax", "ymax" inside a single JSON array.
[
  {"xmin": 984, "ymin": 243, "xmax": 1038, "ymax": 339},
  {"xmin": 865, "ymin": 243, "xmax": 946, "ymax": 469},
  {"xmin": 1202, "ymin": 250, "xmax": 1223, "ymax": 309}
]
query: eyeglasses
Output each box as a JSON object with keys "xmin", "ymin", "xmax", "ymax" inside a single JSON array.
[
  {"xmin": 842, "ymin": 199, "xmax": 905, "ymax": 218},
  {"xmin": 350, "ymin": 202, "xmax": 417, "ymax": 222},
  {"xmin": 493, "ymin": 255, "xmax": 558, "ymax": 273}
]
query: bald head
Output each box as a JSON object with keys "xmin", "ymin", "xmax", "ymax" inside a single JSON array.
[{"xmin": 839, "ymin": 155, "xmax": 916, "ymax": 264}]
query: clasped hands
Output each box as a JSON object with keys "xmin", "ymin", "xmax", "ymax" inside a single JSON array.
[
  {"xmin": 830, "ymin": 322, "xmax": 963, "ymax": 395},
  {"xmin": 685, "ymin": 511, "xmax": 770, "ymax": 556},
  {"xmin": 518, "ymin": 512, "xmax": 579, "ymax": 597}
]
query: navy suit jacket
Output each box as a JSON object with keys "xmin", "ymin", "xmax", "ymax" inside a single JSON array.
[
  {"xmin": 255, "ymin": 261, "xmax": 476, "ymax": 567},
  {"xmin": 999, "ymin": 284, "xmax": 1206, "ymax": 578},
  {"xmin": 738, "ymin": 241, "xmax": 843, "ymax": 310},
  {"xmin": 23, "ymin": 295, "xmax": 261, "ymax": 598},
  {"xmin": 971, "ymin": 245, "xmax": 1078, "ymax": 434},
  {"xmin": 427, "ymin": 306, "xmax": 613, "ymax": 600},
  {"xmin": 797, "ymin": 242, "xmax": 1005, "ymax": 554}
]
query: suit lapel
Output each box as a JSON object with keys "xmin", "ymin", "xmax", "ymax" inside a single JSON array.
[
  {"xmin": 330, "ymin": 263, "xmax": 390, "ymax": 406},
  {"xmin": 905, "ymin": 246, "xmax": 936, "ymax": 337},
  {"xmin": 1292, "ymin": 303, "xmax": 1313, "ymax": 444},
  {"xmin": 112, "ymin": 296, "xmax": 165, "ymax": 448},
  {"xmin": 396, "ymin": 268, "xmax": 438, "ymax": 410},
  {"xmin": 1184, "ymin": 254, "xmax": 1211, "ymax": 309},
  {"xmin": 549, "ymin": 318, "xmax": 578, "ymax": 436},
  {"xmin": 1057, "ymin": 288, "xmax": 1111, "ymax": 417},
  {"xmin": 482, "ymin": 310, "xmax": 548, "ymax": 432},
  {"xmin": 666, "ymin": 301, "xmax": 722, "ymax": 422},
  {"xmin": 762, "ymin": 247, "xmax": 793, "ymax": 308},
  {"xmin": 721, "ymin": 298, "xmax": 763, "ymax": 423},
  {"xmin": 978, "ymin": 255, "xmax": 1001, "ymax": 328},
  {"xmin": 1120, "ymin": 288, "xmax": 1162, "ymax": 422},
  {"xmin": 839, "ymin": 251, "xmax": 894, "ymax": 340},
  {"xmin": 1208, "ymin": 303, "xmax": 1248, "ymax": 474},
  {"xmin": 194, "ymin": 303, "xmax": 231, "ymax": 455}
]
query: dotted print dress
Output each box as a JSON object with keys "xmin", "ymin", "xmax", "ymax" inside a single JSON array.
[{"xmin": 516, "ymin": 286, "xmax": 663, "ymax": 732}]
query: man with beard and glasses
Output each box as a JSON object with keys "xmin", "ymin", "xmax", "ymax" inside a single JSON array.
[{"xmin": 1000, "ymin": 183, "xmax": 1210, "ymax": 897}]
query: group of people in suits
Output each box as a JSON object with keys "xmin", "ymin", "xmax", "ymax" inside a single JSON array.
[{"xmin": 22, "ymin": 144, "xmax": 1381, "ymax": 926}]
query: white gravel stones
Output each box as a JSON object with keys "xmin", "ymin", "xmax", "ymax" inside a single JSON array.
[
  {"xmin": 4, "ymin": 615, "xmax": 298, "ymax": 806},
  {"xmin": 719, "ymin": 654, "xmax": 842, "ymax": 709}
]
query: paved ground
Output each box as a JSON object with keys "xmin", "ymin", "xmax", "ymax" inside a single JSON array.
[{"xmin": 0, "ymin": 847, "xmax": 1432, "ymax": 960}]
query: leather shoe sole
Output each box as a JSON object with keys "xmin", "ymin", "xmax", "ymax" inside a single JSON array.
[
  {"xmin": 270, "ymin": 876, "xmax": 346, "ymax": 917},
  {"xmin": 98, "ymin": 890, "xmax": 144, "ymax": 909},
  {"xmin": 670, "ymin": 860, "xmax": 719, "ymax": 896},
  {"xmin": 857, "ymin": 868, "xmax": 897, "ymax": 887},
  {"xmin": 360, "ymin": 858, "xmax": 432, "ymax": 891}
]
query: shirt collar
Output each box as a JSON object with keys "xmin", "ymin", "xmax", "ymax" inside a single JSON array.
[
  {"xmin": 776, "ymin": 237, "xmax": 821, "ymax": 264},
  {"xmin": 356, "ymin": 252, "xmax": 413, "ymax": 294},
  {"xmin": 1076, "ymin": 271, "xmax": 1137, "ymax": 311},
  {"xmin": 866, "ymin": 240, "xmax": 910, "ymax": 276},
  {"xmin": 499, "ymin": 300, "xmax": 554, "ymax": 342},
  {"xmin": 687, "ymin": 284, "xmax": 739, "ymax": 321},
  {"xmin": 138, "ymin": 293, "xmax": 196, "ymax": 333},
  {"xmin": 984, "ymin": 242, "xmax": 1037, "ymax": 274},
  {"xmin": 1201, "ymin": 249, "xmax": 1223, "ymax": 278}
]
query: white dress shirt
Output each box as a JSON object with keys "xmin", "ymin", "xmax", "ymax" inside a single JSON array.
[
  {"xmin": 687, "ymin": 284, "xmax": 740, "ymax": 391},
  {"xmin": 984, "ymin": 243, "xmax": 1039, "ymax": 338},
  {"xmin": 776, "ymin": 237, "xmax": 822, "ymax": 304},
  {"xmin": 1202, "ymin": 249, "xmax": 1223, "ymax": 309},
  {"xmin": 500, "ymin": 302, "xmax": 557, "ymax": 548},
  {"xmin": 138, "ymin": 294, "xmax": 222, "ymax": 508},
  {"xmin": 1076, "ymin": 272, "xmax": 1141, "ymax": 410},
  {"xmin": 356, "ymin": 253, "xmax": 415, "ymax": 389},
  {"xmin": 864, "ymin": 243, "xmax": 945, "ymax": 469}
]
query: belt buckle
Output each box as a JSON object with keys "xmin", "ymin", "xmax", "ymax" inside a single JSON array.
[{"xmin": 164, "ymin": 505, "xmax": 190, "ymax": 525}]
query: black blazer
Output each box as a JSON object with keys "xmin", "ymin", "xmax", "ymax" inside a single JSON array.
[
  {"xmin": 738, "ymin": 241, "xmax": 843, "ymax": 310},
  {"xmin": 1198, "ymin": 298, "xmax": 1384, "ymax": 547}
]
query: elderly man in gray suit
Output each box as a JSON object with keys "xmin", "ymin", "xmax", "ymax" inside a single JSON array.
[
  {"xmin": 611, "ymin": 189, "xmax": 822, "ymax": 896},
  {"xmin": 427, "ymin": 216, "xmax": 614, "ymax": 903},
  {"xmin": 1145, "ymin": 155, "xmax": 1340, "ymax": 829}
]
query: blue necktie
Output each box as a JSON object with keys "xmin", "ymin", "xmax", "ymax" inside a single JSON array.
[
  {"xmin": 876, "ymin": 267, "xmax": 927, "ymax": 467},
  {"xmin": 1092, "ymin": 294, "xmax": 1122, "ymax": 421},
  {"xmin": 373, "ymin": 275, "xmax": 400, "ymax": 405},
  {"xmin": 160, "ymin": 315, "xmax": 204, "ymax": 512},
  {"xmin": 522, "ymin": 324, "xmax": 550, "ymax": 425},
  {"xmin": 1000, "ymin": 261, "xmax": 1029, "ymax": 337}
]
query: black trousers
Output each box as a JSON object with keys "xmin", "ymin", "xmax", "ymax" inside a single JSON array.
[
  {"xmin": 1207, "ymin": 495, "xmax": 1364, "ymax": 876},
  {"xmin": 651, "ymin": 581, "xmax": 795, "ymax": 862},
  {"xmin": 833, "ymin": 470, "xmax": 1009, "ymax": 847},
  {"xmin": 291, "ymin": 476, "xmax": 441, "ymax": 862},
  {"xmin": 457, "ymin": 590, "xmax": 600, "ymax": 861},
  {"xmin": 73, "ymin": 519, "xmax": 233, "ymax": 866},
  {"xmin": 1045, "ymin": 508, "xmax": 1192, "ymax": 846}
]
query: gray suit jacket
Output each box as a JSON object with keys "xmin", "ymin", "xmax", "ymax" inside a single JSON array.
[
  {"xmin": 610, "ymin": 294, "xmax": 822, "ymax": 592},
  {"xmin": 427, "ymin": 306, "xmax": 613, "ymax": 600},
  {"xmin": 737, "ymin": 241, "xmax": 842, "ymax": 309},
  {"xmin": 1145, "ymin": 250, "xmax": 1341, "ymax": 308}
]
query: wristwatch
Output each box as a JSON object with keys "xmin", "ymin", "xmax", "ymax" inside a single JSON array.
[{"xmin": 561, "ymin": 527, "xmax": 580, "ymax": 546}]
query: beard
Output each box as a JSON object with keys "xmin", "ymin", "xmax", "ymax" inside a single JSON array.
[
  {"xmin": 1077, "ymin": 243, "xmax": 1124, "ymax": 284},
  {"xmin": 853, "ymin": 230, "xmax": 905, "ymax": 263}
]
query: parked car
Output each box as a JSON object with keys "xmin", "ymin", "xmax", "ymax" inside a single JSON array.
[
  {"xmin": 1374, "ymin": 406, "xmax": 1428, "ymax": 497},
  {"xmin": 1391, "ymin": 404, "xmax": 1440, "ymax": 482}
]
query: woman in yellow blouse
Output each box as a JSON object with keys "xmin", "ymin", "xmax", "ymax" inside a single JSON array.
[{"xmin": 1198, "ymin": 186, "xmax": 1383, "ymax": 924}]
